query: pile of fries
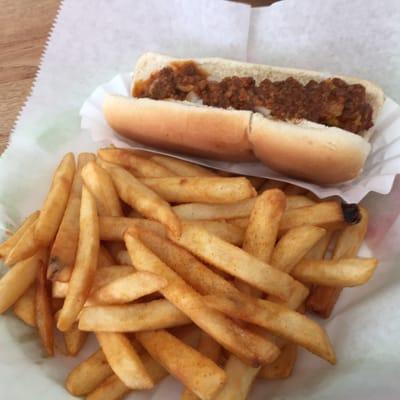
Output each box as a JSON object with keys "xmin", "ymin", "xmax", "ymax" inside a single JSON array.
[{"xmin": 0, "ymin": 147, "xmax": 378, "ymax": 400}]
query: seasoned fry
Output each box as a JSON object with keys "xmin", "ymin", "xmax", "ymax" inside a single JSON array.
[
  {"xmin": 57, "ymin": 185, "xmax": 99, "ymax": 331},
  {"xmin": 307, "ymin": 208, "xmax": 369, "ymax": 317},
  {"xmin": 81, "ymin": 161, "xmax": 123, "ymax": 217},
  {"xmin": 292, "ymin": 258, "xmax": 378, "ymax": 287},
  {"xmin": 64, "ymin": 323, "xmax": 88, "ymax": 356},
  {"xmin": 279, "ymin": 201, "xmax": 349, "ymax": 233},
  {"xmin": 242, "ymin": 189, "xmax": 286, "ymax": 263},
  {"xmin": 35, "ymin": 152, "xmax": 76, "ymax": 246},
  {"xmin": 99, "ymin": 217, "xmax": 166, "ymax": 241},
  {"xmin": 0, "ymin": 249, "xmax": 47, "ymax": 314},
  {"xmin": 13, "ymin": 285, "xmax": 36, "ymax": 327},
  {"xmin": 258, "ymin": 343, "xmax": 298, "ymax": 380},
  {"xmin": 203, "ymin": 294, "xmax": 336, "ymax": 364},
  {"xmin": 98, "ymin": 148, "xmax": 175, "ymax": 177},
  {"xmin": 141, "ymin": 177, "xmax": 256, "ymax": 204},
  {"xmin": 86, "ymin": 352, "xmax": 167, "ymax": 400},
  {"xmin": 48, "ymin": 152, "xmax": 95, "ymax": 281},
  {"xmin": 181, "ymin": 333, "xmax": 222, "ymax": 400},
  {"xmin": 173, "ymin": 224, "xmax": 305, "ymax": 301},
  {"xmin": 90, "ymin": 271, "xmax": 167, "ymax": 305},
  {"xmin": 137, "ymin": 330, "xmax": 226, "ymax": 400},
  {"xmin": 151, "ymin": 154, "xmax": 217, "ymax": 177},
  {"xmin": 271, "ymin": 225, "xmax": 327, "ymax": 272},
  {"xmin": 125, "ymin": 230, "xmax": 280, "ymax": 366},
  {"xmin": 101, "ymin": 162, "xmax": 181, "ymax": 237},
  {"xmin": 173, "ymin": 198, "xmax": 256, "ymax": 220},
  {"xmin": 79, "ymin": 299, "xmax": 191, "ymax": 332},
  {"xmin": 96, "ymin": 332, "xmax": 153, "ymax": 389},
  {"xmin": 4, "ymin": 220, "xmax": 39, "ymax": 267},
  {"xmin": 0, "ymin": 210, "xmax": 39, "ymax": 260},
  {"xmin": 65, "ymin": 349, "xmax": 113, "ymax": 396},
  {"xmin": 35, "ymin": 256, "xmax": 54, "ymax": 356}
]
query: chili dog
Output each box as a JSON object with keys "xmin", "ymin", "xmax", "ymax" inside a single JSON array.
[{"xmin": 103, "ymin": 53, "xmax": 384, "ymax": 184}]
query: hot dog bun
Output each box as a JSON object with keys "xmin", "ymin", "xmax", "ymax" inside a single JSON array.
[{"xmin": 104, "ymin": 53, "xmax": 384, "ymax": 184}]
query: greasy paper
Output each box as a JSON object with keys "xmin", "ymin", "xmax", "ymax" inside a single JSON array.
[{"xmin": 1, "ymin": 0, "xmax": 400, "ymax": 399}]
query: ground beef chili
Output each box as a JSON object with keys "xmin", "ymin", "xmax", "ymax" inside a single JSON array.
[{"xmin": 134, "ymin": 61, "xmax": 373, "ymax": 134}]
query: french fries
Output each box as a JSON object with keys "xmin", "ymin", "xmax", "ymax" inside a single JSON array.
[
  {"xmin": 0, "ymin": 249, "xmax": 47, "ymax": 314},
  {"xmin": 173, "ymin": 224, "xmax": 306, "ymax": 301},
  {"xmin": 57, "ymin": 185, "xmax": 99, "ymax": 331},
  {"xmin": 0, "ymin": 147, "xmax": 380, "ymax": 400},
  {"xmin": 0, "ymin": 210, "xmax": 39, "ymax": 260},
  {"xmin": 125, "ymin": 229, "xmax": 280, "ymax": 366},
  {"xmin": 35, "ymin": 256, "xmax": 54, "ymax": 356},
  {"xmin": 82, "ymin": 161, "xmax": 123, "ymax": 217},
  {"xmin": 79, "ymin": 299, "xmax": 191, "ymax": 332},
  {"xmin": 13, "ymin": 285, "xmax": 36, "ymax": 327},
  {"xmin": 137, "ymin": 329, "xmax": 226, "ymax": 400},
  {"xmin": 292, "ymin": 258, "xmax": 378, "ymax": 287},
  {"xmin": 96, "ymin": 332, "xmax": 153, "ymax": 389},
  {"xmin": 66, "ymin": 349, "xmax": 113, "ymax": 396},
  {"xmin": 98, "ymin": 148, "xmax": 175, "ymax": 177},
  {"xmin": 100, "ymin": 161, "xmax": 181, "ymax": 237},
  {"xmin": 48, "ymin": 152, "xmax": 95, "ymax": 281},
  {"xmin": 35, "ymin": 153, "xmax": 76, "ymax": 246},
  {"xmin": 140, "ymin": 177, "xmax": 256, "ymax": 204},
  {"xmin": 89, "ymin": 271, "xmax": 168, "ymax": 305},
  {"xmin": 203, "ymin": 294, "xmax": 336, "ymax": 364},
  {"xmin": 259, "ymin": 342, "xmax": 298, "ymax": 380},
  {"xmin": 151, "ymin": 154, "xmax": 217, "ymax": 177}
]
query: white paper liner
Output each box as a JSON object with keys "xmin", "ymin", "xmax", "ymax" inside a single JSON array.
[{"xmin": 80, "ymin": 72, "xmax": 400, "ymax": 203}]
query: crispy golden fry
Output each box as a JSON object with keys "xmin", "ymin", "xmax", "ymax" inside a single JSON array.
[
  {"xmin": 65, "ymin": 349, "xmax": 113, "ymax": 396},
  {"xmin": 271, "ymin": 225, "xmax": 327, "ymax": 273},
  {"xmin": 286, "ymin": 195, "xmax": 316, "ymax": 209},
  {"xmin": 35, "ymin": 153, "xmax": 76, "ymax": 246},
  {"xmin": 181, "ymin": 333, "xmax": 222, "ymax": 400},
  {"xmin": 141, "ymin": 177, "xmax": 256, "ymax": 204},
  {"xmin": 203, "ymin": 294, "xmax": 336, "ymax": 364},
  {"xmin": 279, "ymin": 201, "xmax": 349, "ymax": 233},
  {"xmin": 101, "ymin": 161, "xmax": 181, "ymax": 237},
  {"xmin": 304, "ymin": 231, "xmax": 333, "ymax": 260},
  {"xmin": 57, "ymin": 185, "xmax": 99, "ymax": 331},
  {"xmin": 125, "ymin": 230, "xmax": 280, "ymax": 366},
  {"xmin": 13, "ymin": 285, "xmax": 36, "ymax": 327},
  {"xmin": 79, "ymin": 299, "xmax": 191, "ymax": 332},
  {"xmin": 306, "ymin": 207, "xmax": 368, "ymax": 318},
  {"xmin": 0, "ymin": 249, "xmax": 47, "ymax": 314},
  {"xmin": 81, "ymin": 161, "xmax": 123, "ymax": 217},
  {"xmin": 48, "ymin": 153, "xmax": 95, "ymax": 281},
  {"xmin": 137, "ymin": 330, "xmax": 226, "ymax": 400},
  {"xmin": 292, "ymin": 257, "xmax": 377, "ymax": 287},
  {"xmin": 0, "ymin": 210, "xmax": 39, "ymax": 260},
  {"xmin": 138, "ymin": 231, "xmax": 238, "ymax": 298},
  {"xmin": 98, "ymin": 148, "xmax": 175, "ymax": 177},
  {"xmin": 52, "ymin": 280, "xmax": 69, "ymax": 298},
  {"xmin": 151, "ymin": 155, "xmax": 217, "ymax": 177},
  {"xmin": 259, "ymin": 180, "xmax": 287, "ymax": 192},
  {"xmin": 64, "ymin": 323, "xmax": 88, "ymax": 356},
  {"xmin": 36, "ymin": 256, "xmax": 54, "ymax": 356},
  {"xmin": 99, "ymin": 217, "xmax": 166, "ymax": 241},
  {"xmin": 243, "ymin": 189, "xmax": 286, "ymax": 263},
  {"xmin": 173, "ymin": 224, "xmax": 305, "ymax": 301},
  {"xmin": 258, "ymin": 343, "xmax": 298, "ymax": 380},
  {"xmin": 4, "ymin": 220, "xmax": 39, "ymax": 267},
  {"xmin": 86, "ymin": 352, "xmax": 167, "ymax": 400},
  {"xmin": 173, "ymin": 198, "xmax": 256, "ymax": 220},
  {"xmin": 96, "ymin": 332, "xmax": 153, "ymax": 389},
  {"xmin": 98, "ymin": 245, "xmax": 116, "ymax": 268},
  {"xmin": 90, "ymin": 271, "xmax": 167, "ymax": 305}
]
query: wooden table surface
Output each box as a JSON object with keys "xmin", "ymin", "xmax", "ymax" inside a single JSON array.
[{"xmin": 0, "ymin": 0, "xmax": 276, "ymax": 154}]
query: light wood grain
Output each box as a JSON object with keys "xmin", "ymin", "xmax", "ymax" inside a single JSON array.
[{"xmin": 0, "ymin": 0, "xmax": 277, "ymax": 155}]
